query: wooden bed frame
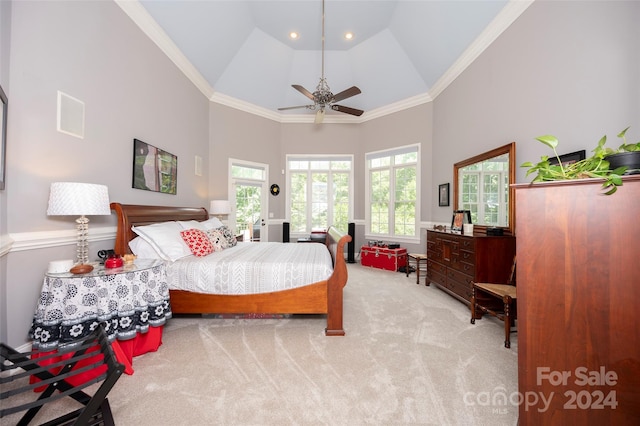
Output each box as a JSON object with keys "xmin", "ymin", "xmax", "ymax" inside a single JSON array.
[{"xmin": 110, "ymin": 203, "xmax": 351, "ymax": 336}]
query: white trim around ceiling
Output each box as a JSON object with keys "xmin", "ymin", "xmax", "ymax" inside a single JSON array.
[
  {"xmin": 429, "ymin": 0, "xmax": 535, "ymax": 99},
  {"xmin": 116, "ymin": 0, "xmax": 534, "ymax": 123}
]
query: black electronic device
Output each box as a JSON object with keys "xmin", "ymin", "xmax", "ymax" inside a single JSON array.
[
  {"xmin": 486, "ymin": 227, "xmax": 504, "ymax": 236},
  {"xmin": 347, "ymin": 222, "xmax": 355, "ymax": 263}
]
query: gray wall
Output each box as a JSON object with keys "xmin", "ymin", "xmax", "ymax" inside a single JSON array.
[
  {"xmin": 431, "ymin": 0, "xmax": 640, "ymax": 224},
  {"xmin": 2, "ymin": 0, "xmax": 638, "ymax": 347},
  {"xmin": 3, "ymin": 1, "xmax": 209, "ymax": 346}
]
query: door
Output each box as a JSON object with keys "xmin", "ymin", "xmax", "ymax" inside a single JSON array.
[{"xmin": 229, "ymin": 159, "xmax": 268, "ymax": 242}]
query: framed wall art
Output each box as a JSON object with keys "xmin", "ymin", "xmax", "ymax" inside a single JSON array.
[
  {"xmin": 438, "ymin": 183, "xmax": 449, "ymax": 206},
  {"xmin": 0, "ymin": 84, "xmax": 7, "ymax": 190},
  {"xmin": 132, "ymin": 138, "xmax": 177, "ymax": 194},
  {"xmin": 549, "ymin": 150, "xmax": 586, "ymax": 166}
]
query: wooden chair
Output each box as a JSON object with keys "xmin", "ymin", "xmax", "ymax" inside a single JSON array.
[
  {"xmin": 406, "ymin": 253, "xmax": 428, "ymax": 285},
  {"xmin": 470, "ymin": 257, "xmax": 517, "ymax": 348}
]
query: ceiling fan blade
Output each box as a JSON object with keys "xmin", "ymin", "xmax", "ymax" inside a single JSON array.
[
  {"xmin": 331, "ymin": 104, "xmax": 364, "ymax": 117},
  {"xmin": 332, "ymin": 86, "xmax": 361, "ymax": 103},
  {"xmin": 278, "ymin": 104, "xmax": 313, "ymax": 111},
  {"xmin": 292, "ymin": 84, "xmax": 315, "ymax": 101}
]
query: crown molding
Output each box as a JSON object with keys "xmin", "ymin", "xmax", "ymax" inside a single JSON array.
[
  {"xmin": 114, "ymin": 0, "xmax": 214, "ymax": 99},
  {"xmin": 118, "ymin": 0, "xmax": 533, "ymax": 122},
  {"xmin": 429, "ymin": 0, "xmax": 534, "ymax": 98},
  {"xmin": 9, "ymin": 227, "xmax": 116, "ymax": 252}
]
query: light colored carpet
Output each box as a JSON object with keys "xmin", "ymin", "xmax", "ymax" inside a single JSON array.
[{"xmin": 3, "ymin": 263, "xmax": 518, "ymax": 425}]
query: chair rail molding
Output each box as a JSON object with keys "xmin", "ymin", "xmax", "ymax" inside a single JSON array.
[{"xmin": 9, "ymin": 226, "xmax": 116, "ymax": 252}]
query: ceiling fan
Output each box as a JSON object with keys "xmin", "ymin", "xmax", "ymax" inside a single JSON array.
[{"xmin": 278, "ymin": 0, "xmax": 364, "ymax": 123}]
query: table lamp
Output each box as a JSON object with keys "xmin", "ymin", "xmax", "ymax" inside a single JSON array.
[
  {"xmin": 47, "ymin": 182, "xmax": 111, "ymax": 274},
  {"xmin": 210, "ymin": 200, "xmax": 231, "ymax": 218}
]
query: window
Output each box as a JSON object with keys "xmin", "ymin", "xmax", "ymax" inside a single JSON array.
[
  {"xmin": 458, "ymin": 153, "xmax": 509, "ymax": 227},
  {"xmin": 287, "ymin": 156, "xmax": 353, "ymax": 234},
  {"xmin": 366, "ymin": 144, "xmax": 420, "ymax": 240}
]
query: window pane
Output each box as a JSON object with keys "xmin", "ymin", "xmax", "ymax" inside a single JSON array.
[
  {"xmin": 310, "ymin": 160, "xmax": 330, "ymax": 170},
  {"xmin": 291, "ymin": 173, "xmax": 307, "ymax": 232},
  {"xmin": 289, "ymin": 161, "xmax": 308, "ymax": 170},
  {"xmin": 311, "ymin": 173, "xmax": 328, "ymax": 229},
  {"xmin": 333, "ymin": 172, "xmax": 349, "ymax": 231},
  {"xmin": 231, "ymin": 164, "xmax": 265, "ymax": 180},
  {"xmin": 395, "ymin": 152, "xmax": 417, "ymax": 165},
  {"xmin": 370, "ymin": 157, "xmax": 390, "ymax": 168},
  {"xmin": 331, "ymin": 161, "xmax": 350, "ymax": 170},
  {"xmin": 370, "ymin": 169, "xmax": 390, "ymax": 234},
  {"xmin": 394, "ymin": 166, "xmax": 416, "ymax": 236}
]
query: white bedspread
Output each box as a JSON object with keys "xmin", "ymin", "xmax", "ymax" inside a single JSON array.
[{"xmin": 166, "ymin": 242, "xmax": 334, "ymax": 295}]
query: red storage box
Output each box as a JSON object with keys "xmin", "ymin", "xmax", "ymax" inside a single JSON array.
[{"xmin": 360, "ymin": 246, "xmax": 407, "ymax": 271}]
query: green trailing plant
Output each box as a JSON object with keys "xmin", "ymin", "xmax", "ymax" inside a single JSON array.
[{"xmin": 521, "ymin": 127, "xmax": 638, "ymax": 195}]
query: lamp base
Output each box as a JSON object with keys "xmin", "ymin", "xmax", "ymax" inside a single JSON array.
[{"xmin": 70, "ymin": 264, "xmax": 94, "ymax": 274}]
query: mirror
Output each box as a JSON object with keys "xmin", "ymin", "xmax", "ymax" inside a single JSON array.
[{"xmin": 453, "ymin": 142, "xmax": 515, "ymax": 236}]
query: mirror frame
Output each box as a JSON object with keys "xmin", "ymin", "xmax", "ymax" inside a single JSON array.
[
  {"xmin": 453, "ymin": 142, "xmax": 516, "ymax": 236},
  {"xmin": 0, "ymin": 84, "xmax": 7, "ymax": 190}
]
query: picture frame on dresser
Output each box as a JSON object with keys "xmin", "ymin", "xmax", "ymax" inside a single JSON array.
[{"xmin": 451, "ymin": 210, "xmax": 471, "ymax": 232}]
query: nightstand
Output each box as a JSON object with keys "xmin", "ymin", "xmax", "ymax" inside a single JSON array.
[{"xmin": 30, "ymin": 259, "xmax": 171, "ymax": 374}]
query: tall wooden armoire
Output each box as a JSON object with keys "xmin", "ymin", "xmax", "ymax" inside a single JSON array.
[{"xmin": 514, "ymin": 175, "xmax": 640, "ymax": 425}]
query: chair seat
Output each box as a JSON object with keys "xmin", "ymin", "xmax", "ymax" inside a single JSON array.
[
  {"xmin": 473, "ymin": 283, "xmax": 516, "ymax": 300},
  {"xmin": 406, "ymin": 253, "xmax": 428, "ymax": 285}
]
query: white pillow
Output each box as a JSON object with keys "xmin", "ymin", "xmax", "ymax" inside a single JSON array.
[
  {"xmin": 131, "ymin": 221, "xmax": 192, "ymax": 262},
  {"xmin": 128, "ymin": 237, "xmax": 163, "ymax": 259},
  {"xmin": 178, "ymin": 217, "xmax": 223, "ymax": 231},
  {"xmin": 200, "ymin": 217, "xmax": 224, "ymax": 230}
]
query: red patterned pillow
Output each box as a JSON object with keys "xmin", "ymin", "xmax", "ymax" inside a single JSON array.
[{"xmin": 180, "ymin": 228, "xmax": 214, "ymax": 257}]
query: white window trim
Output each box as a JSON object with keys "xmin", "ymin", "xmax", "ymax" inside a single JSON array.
[
  {"xmin": 365, "ymin": 143, "xmax": 421, "ymax": 244},
  {"xmin": 286, "ymin": 154, "xmax": 354, "ymax": 237}
]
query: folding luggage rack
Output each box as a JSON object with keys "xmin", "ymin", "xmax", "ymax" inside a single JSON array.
[{"xmin": 1, "ymin": 324, "xmax": 124, "ymax": 426}]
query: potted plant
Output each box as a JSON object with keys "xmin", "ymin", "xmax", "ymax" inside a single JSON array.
[
  {"xmin": 605, "ymin": 126, "xmax": 640, "ymax": 173},
  {"xmin": 521, "ymin": 127, "xmax": 639, "ymax": 194}
]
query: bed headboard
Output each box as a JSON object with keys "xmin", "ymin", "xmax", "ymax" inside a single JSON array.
[{"xmin": 111, "ymin": 203, "xmax": 209, "ymax": 255}]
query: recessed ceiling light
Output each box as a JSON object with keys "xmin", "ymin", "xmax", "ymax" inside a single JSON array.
[
  {"xmin": 289, "ymin": 32, "xmax": 299, "ymax": 40},
  {"xmin": 344, "ymin": 32, "xmax": 354, "ymax": 40}
]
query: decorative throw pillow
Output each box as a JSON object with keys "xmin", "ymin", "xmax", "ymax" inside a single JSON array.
[
  {"xmin": 219, "ymin": 225, "xmax": 238, "ymax": 247},
  {"xmin": 180, "ymin": 228, "xmax": 214, "ymax": 257},
  {"xmin": 206, "ymin": 229, "xmax": 229, "ymax": 251}
]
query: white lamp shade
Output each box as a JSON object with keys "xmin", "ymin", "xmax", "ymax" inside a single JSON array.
[
  {"xmin": 210, "ymin": 200, "xmax": 231, "ymax": 215},
  {"xmin": 47, "ymin": 182, "xmax": 111, "ymax": 216}
]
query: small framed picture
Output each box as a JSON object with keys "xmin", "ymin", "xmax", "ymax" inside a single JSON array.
[
  {"xmin": 438, "ymin": 183, "xmax": 450, "ymax": 207},
  {"xmin": 549, "ymin": 150, "xmax": 586, "ymax": 166},
  {"xmin": 451, "ymin": 210, "xmax": 471, "ymax": 232}
]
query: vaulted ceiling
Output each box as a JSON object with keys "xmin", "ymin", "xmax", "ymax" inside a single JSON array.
[{"xmin": 118, "ymin": 1, "xmax": 532, "ymax": 122}]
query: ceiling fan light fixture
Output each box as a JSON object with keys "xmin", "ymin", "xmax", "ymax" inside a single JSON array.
[{"xmin": 277, "ymin": 0, "xmax": 364, "ymax": 121}]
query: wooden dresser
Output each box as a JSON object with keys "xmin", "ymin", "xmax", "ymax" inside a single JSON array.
[
  {"xmin": 515, "ymin": 176, "xmax": 640, "ymax": 425},
  {"xmin": 426, "ymin": 230, "xmax": 516, "ymax": 304}
]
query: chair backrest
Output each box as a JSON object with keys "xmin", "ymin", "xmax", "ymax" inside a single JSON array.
[{"xmin": 507, "ymin": 256, "xmax": 517, "ymax": 286}]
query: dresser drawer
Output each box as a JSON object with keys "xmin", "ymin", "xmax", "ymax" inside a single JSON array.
[
  {"xmin": 447, "ymin": 267, "xmax": 473, "ymax": 288},
  {"xmin": 458, "ymin": 249, "xmax": 475, "ymax": 265},
  {"xmin": 427, "ymin": 259, "xmax": 446, "ymax": 275}
]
